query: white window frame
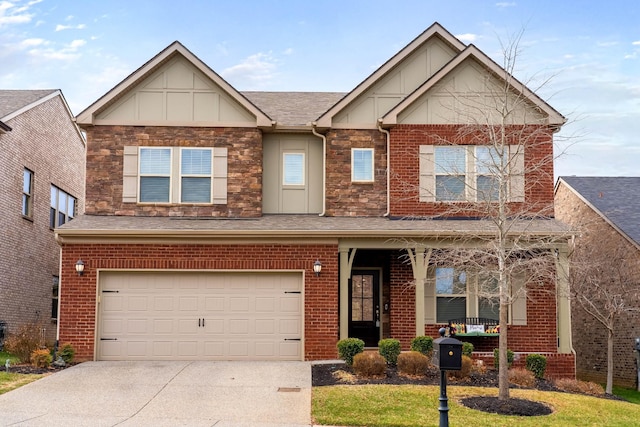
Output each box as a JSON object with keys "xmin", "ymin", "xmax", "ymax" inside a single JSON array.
[
  {"xmin": 50, "ymin": 185, "xmax": 76, "ymax": 229},
  {"xmin": 22, "ymin": 168, "xmax": 34, "ymax": 218},
  {"xmin": 179, "ymin": 147, "xmax": 213, "ymax": 203},
  {"xmin": 434, "ymin": 146, "xmax": 467, "ymax": 201},
  {"xmin": 139, "ymin": 147, "xmax": 172, "ymax": 203},
  {"xmin": 283, "ymin": 152, "xmax": 305, "ymax": 186},
  {"xmin": 435, "ymin": 267, "xmax": 468, "ymax": 323},
  {"xmin": 351, "ymin": 148, "xmax": 374, "ymax": 182}
]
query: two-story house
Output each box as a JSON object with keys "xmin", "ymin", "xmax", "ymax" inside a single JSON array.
[
  {"xmin": 0, "ymin": 90, "xmax": 85, "ymax": 345},
  {"xmin": 57, "ymin": 23, "xmax": 574, "ymax": 377}
]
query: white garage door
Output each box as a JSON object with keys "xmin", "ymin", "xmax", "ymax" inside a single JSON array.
[{"xmin": 97, "ymin": 271, "xmax": 303, "ymax": 361}]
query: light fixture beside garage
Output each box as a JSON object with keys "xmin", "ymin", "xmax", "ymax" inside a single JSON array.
[
  {"xmin": 313, "ymin": 259, "xmax": 322, "ymax": 276},
  {"xmin": 75, "ymin": 259, "xmax": 85, "ymax": 276}
]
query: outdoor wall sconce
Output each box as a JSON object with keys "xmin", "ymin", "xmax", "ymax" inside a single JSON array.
[
  {"xmin": 313, "ymin": 260, "xmax": 322, "ymax": 276},
  {"xmin": 75, "ymin": 259, "xmax": 85, "ymax": 276}
]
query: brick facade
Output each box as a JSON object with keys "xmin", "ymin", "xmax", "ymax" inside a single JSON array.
[
  {"xmin": 59, "ymin": 243, "xmax": 339, "ymax": 361},
  {"xmin": 84, "ymin": 126, "xmax": 263, "ymax": 217},
  {"xmin": 0, "ymin": 94, "xmax": 85, "ymax": 344},
  {"xmin": 556, "ymin": 182, "xmax": 640, "ymax": 387}
]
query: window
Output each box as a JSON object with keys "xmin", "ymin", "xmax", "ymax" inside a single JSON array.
[
  {"xmin": 50, "ymin": 185, "xmax": 76, "ymax": 228},
  {"xmin": 283, "ymin": 153, "xmax": 304, "ymax": 185},
  {"xmin": 419, "ymin": 144, "xmax": 524, "ymax": 203},
  {"xmin": 352, "ymin": 148, "xmax": 374, "ymax": 182},
  {"xmin": 139, "ymin": 147, "xmax": 172, "ymax": 202},
  {"xmin": 477, "ymin": 274, "xmax": 500, "ymax": 319},
  {"xmin": 436, "ymin": 268, "xmax": 467, "ymax": 323},
  {"xmin": 22, "ymin": 168, "xmax": 33, "ymax": 218},
  {"xmin": 52, "ymin": 276, "xmax": 59, "ymax": 321},
  {"xmin": 351, "ymin": 274, "xmax": 375, "ymax": 321},
  {"xmin": 180, "ymin": 148, "xmax": 212, "ymax": 203}
]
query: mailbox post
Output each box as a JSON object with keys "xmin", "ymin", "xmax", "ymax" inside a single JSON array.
[{"xmin": 432, "ymin": 328, "xmax": 463, "ymax": 427}]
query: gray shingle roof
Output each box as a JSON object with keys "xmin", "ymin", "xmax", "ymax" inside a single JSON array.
[
  {"xmin": 560, "ymin": 176, "xmax": 640, "ymax": 245},
  {"xmin": 242, "ymin": 91, "xmax": 345, "ymax": 126},
  {"xmin": 0, "ymin": 89, "xmax": 58, "ymax": 119}
]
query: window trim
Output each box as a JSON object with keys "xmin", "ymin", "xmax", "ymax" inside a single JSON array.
[
  {"xmin": 138, "ymin": 147, "xmax": 173, "ymax": 203},
  {"xmin": 49, "ymin": 185, "xmax": 77, "ymax": 229},
  {"xmin": 351, "ymin": 148, "xmax": 374, "ymax": 183},
  {"xmin": 22, "ymin": 168, "xmax": 34, "ymax": 219}
]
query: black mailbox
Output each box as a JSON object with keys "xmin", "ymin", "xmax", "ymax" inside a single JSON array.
[{"xmin": 433, "ymin": 330, "xmax": 463, "ymax": 371}]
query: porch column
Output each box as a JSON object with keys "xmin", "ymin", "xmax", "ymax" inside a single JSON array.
[
  {"xmin": 407, "ymin": 247, "xmax": 432, "ymax": 338},
  {"xmin": 555, "ymin": 246, "xmax": 573, "ymax": 354},
  {"xmin": 339, "ymin": 248, "xmax": 356, "ymax": 340}
]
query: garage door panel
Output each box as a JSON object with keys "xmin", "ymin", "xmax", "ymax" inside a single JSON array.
[{"xmin": 98, "ymin": 272, "xmax": 302, "ymax": 361}]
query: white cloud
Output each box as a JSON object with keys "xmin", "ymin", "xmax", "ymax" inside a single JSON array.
[
  {"xmin": 0, "ymin": 0, "xmax": 34, "ymax": 27},
  {"xmin": 20, "ymin": 37, "xmax": 45, "ymax": 47},
  {"xmin": 283, "ymin": 47, "xmax": 294, "ymax": 55},
  {"xmin": 221, "ymin": 52, "xmax": 278, "ymax": 88},
  {"xmin": 597, "ymin": 41, "xmax": 618, "ymax": 47},
  {"xmin": 27, "ymin": 39, "xmax": 86, "ymax": 61},
  {"xmin": 456, "ymin": 33, "xmax": 478, "ymax": 43},
  {"xmin": 495, "ymin": 2, "xmax": 516, "ymax": 7},
  {"xmin": 55, "ymin": 23, "xmax": 86, "ymax": 31},
  {"xmin": 632, "ymin": 40, "xmax": 640, "ymax": 46}
]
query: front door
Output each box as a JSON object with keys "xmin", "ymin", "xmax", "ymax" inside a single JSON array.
[{"xmin": 348, "ymin": 270, "xmax": 380, "ymax": 347}]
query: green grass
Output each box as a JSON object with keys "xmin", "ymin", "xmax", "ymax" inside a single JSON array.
[
  {"xmin": 0, "ymin": 351, "xmax": 20, "ymax": 365},
  {"xmin": 312, "ymin": 385, "xmax": 640, "ymax": 427},
  {"xmin": 0, "ymin": 372, "xmax": 44, "ymax": 395},
  {"xmin": 613, "ymin": 386, "xmax": 640, "ymax": 404}
]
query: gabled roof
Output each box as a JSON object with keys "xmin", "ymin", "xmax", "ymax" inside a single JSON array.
[
  {"xmin": 76, "ymin": 41, "xmax": 273, "ymax": 127},
  {"xmin": 243, "ymin": 91, "xmax": 345, "ymax": 127},
  {"xmin": 558, "ymin": 176, "xmax": 640, "ymax": 247},
  {"xmin": 315, "ymin": 22, "xmax": 466, "ymax": 128},
  {"xmin": 0, "ymin": 89, "xmax": 59, "ymax": 120},
  {"xmin": 381, "ymin": 44, "xmax": 566, "ymax": 126}
]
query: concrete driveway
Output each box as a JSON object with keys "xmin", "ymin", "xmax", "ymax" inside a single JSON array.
[{"xmin": 0, "ymin": 361, "xmax": 313, "ymax": 426}]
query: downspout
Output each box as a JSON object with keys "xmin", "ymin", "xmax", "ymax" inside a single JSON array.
[
  {"xmin": 377, "ymin": 119, "xmax": 391, "ymax": 217},
  {"xmin": 311, "ymin": 122, "xmax": 327, "ymax": 216}
]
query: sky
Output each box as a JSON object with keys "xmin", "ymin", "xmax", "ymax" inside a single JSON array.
[{"xmin": 1, "ymin": 0, "xmax": 638, "ymax": 178}]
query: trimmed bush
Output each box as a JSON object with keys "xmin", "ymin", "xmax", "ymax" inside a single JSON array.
[
  {"xmin": 337, "ymin": 338, "xmax": 364, "ymax": 366},
  {"xmin": 352, "ymin": 352, "xmax": 386, "ymax": 378},
  {"xmin": 397, "ymin": 351, "xmax": 429, "ymax": 376},
  {"xmin": 30, "ymin": 349, "xmax": 52, "ymax": 368},
  {"xmin": 410, "ymin": 336, "xmax": 433, "ymax": 356},
  {"xmin": 58, "ymin": 343, "xmax": 76, "ymax": 364},
  {"xmin": 509, "ymin": 367, "xmax": 536, "ymax": 388},
  {"xmin": 3, "ymin": 323, "xmax": 44, "ymax": 363},
  {"xmin": 462, "ymin": 341, "xmax": 474, "ymax": 357},
  {"xmin": 378, "ymin": 338, "xmax": 401, "ymax": 366},
  {"xmin": 493, "ymin": 348, "xmax": 514, "ymax": 369},
  {"xmin": 450, "ymin": 355, "xmax": 473, "ymax": 379},
  {"xmin": 554, "ymin": 378, "xmax": 605, "ymax": 396},
  {"xmin": 525, "ymin": 353, "xmax": 547, "ymax": 379}
]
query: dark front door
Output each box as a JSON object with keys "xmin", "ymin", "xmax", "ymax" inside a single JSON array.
[{"xmin": 348, "ymin": 270, "xmax": 380, "ymax": 347}]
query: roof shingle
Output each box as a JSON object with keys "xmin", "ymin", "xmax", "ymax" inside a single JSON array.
[{"xmin": 0, "ymin": 89, "xmax": 58, "ymax": 119}]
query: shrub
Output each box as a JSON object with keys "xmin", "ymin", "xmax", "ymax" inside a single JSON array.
[
  {"xmin": 30, "ymin": 349, "xmax": 52, "ymax": 368},
  {"xmin": 3, "ymin": 323, "xmax": 44, "ymax": 363},
  {"xmin": 352, "ymin": 352, "xmax": 386, "ymax": 378},
  {"xmin": 337, "ymin": 338, "xmax": 364, "ymax": 366},
  {"xmin": 525, "ymin": 353, "xmax": 547, "ymax": 379},
  {"xmin": 554, "ymin": 378, "xmax": 605, "ymax": 396},
  {"xmin": 508, "ymin": 367, "xmax": 536, "ymax": 388},
  {"xmin": 397, "ymin": 351, "xmax": 429, "ymax": 376},
  {"xmin": 58, "ymin": 343, "xmax": 76, "ymax": 364},
  {"xmin": 410, "ymin": 336, "xmax": 433, "ymax": 356},
  {"xmin": 461, "ymin": 342, "xmax": 474, "ymax": 357},
  {"xmin": 378, "ymin": 338, "xmax": 401, "ymax": 366},
  {"xmin": 493, "ymin": 348, "xmax": 514, "ymax": 369},
  {"xmin": 450, "ymin": 355, "xmax": 473, "ymax": 379}
]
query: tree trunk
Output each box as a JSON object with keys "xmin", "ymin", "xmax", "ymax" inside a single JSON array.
[
  {"xmin": 606, "ymin": 327, "xmax": 614, "ymax": 394},
  {"xmin": 498, "ymin": 294, "xmax": 510, "ymax": 400}
]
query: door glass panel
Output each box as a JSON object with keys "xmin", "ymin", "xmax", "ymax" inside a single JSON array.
[{"xmin": 351, "ymin": 274, "xmax": 374, "ymax": 322}]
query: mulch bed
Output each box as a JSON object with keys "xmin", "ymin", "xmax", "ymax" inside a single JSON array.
[{"xmin": 312, "ymin": 362, "xmax": 615, "ymax": 417}]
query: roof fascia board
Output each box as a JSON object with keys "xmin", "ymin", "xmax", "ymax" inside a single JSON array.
[
  {"xmin": 557, "ymin": 178, "xmax": 640, "ymax": 251},
  {"xmin": 76, "ymin": 42, "xmax": 272, "ymax": 127},
  {"xmin": 1, "ymin": 90, "xmax": 59, "ymax": 122},
  {"xmin": 382, "ymin": 45, "xmax": 566, "ymax": 126},
  {"xmin": 315, "ymin": 22, "xmax": 466, "ymax": 128}
]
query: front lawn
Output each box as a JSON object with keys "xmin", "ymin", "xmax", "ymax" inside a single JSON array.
[
  {"xmin": 312, "ymin": 385, "xmax": 640, "ymax": 427},
  {"xmin": 0, "ymin": 372, "xmax": 45, "ymax": 395}
]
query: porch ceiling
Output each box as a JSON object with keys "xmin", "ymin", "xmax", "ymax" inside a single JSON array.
[{"xmin": 56, "ymin": 214, "xmax": 572, "ymax": 245}]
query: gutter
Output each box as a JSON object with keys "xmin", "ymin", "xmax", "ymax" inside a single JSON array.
[
  {"xmin": 311, "ymin": 123, "xmax": 327, "ymax": 216},
  {"xmin": 377, "ymin": 120, "xmax": 391, "ymax": 217}
]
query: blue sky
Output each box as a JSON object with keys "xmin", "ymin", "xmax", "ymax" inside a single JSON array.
[{"xmin": 1, "ymin": 0, "xmax": 638, "ymax": 177}]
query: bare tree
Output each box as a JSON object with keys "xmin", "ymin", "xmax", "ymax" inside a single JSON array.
[
  {"xmin": 396, "ymin": 29, "xmax": 571, "ymax": 400},
  {"xmin": 568, "ymin": 228, "xmax": 640, "ymax": 394}
]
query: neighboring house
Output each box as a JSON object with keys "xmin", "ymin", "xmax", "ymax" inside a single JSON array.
[
  {"xmin": 555, "ymin": 176, "xmax": 640, "ymax": 387},
  {"xmin": 0, "ymin": 90, "xmax": 85, "ymax": 345},
  {"xmin": 57, "ymin": 23, "xmax": 574, "ymax": 377}
]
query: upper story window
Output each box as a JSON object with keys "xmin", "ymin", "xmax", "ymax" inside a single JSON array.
[
  {"xmin": 50, "ymin": 185, "xmax": 76, "ymax": 228},
  {"xmin": 138, "ymin": 147, "xmax": 214, "ymax": 203},
  {"xmin": 419, "ymin": 145, "xmax": 524, "ymax": 203},
  {"xmin": 352, "ymin": 148, "xmax": 374, "ymax": 182},
  {"xmin": 22, "ymin": 168, "xmax": 34, "ymax": 218},
  {"xmin": 283, "ymin": 152, "xmax": 304, "ymax": 186}
]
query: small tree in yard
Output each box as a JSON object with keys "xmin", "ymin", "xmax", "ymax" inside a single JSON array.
[
  {"xmin": 399, "ymin": 29, "xmax": 571, "ymax": 401},
  {"xmin": 569, "ymin": 229, "xmax": 640, "ymax": 394}
]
